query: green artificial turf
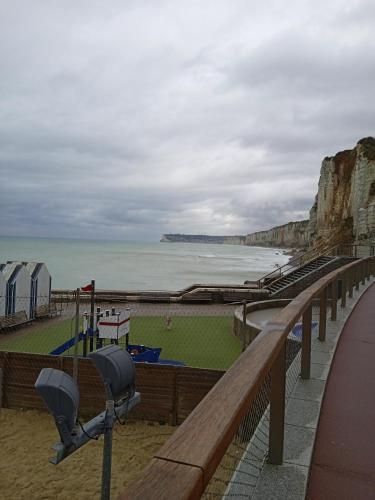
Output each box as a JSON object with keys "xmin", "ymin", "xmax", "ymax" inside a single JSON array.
[
  {"xmin": 129, "ymin": 315, "xmax": 241, "ymax": 370},
  {"xmin": 0, "ymin": 317, "xmax": 81, "ymax": 355},
  {"xmin": 0, "ymin": 315, "xmax": 241, "ymax": 370}
]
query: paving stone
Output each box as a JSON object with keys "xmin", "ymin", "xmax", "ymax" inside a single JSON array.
[
  {"xmin": 285, "ymin": 398, "xmax": 320, "ymax": 429},
  {"xmin": 310, "ymin": 362, "xmax": 330, "ymax": 381},
  {"xmin": 283, "ymin": 424, "xmax": 316, "ymax": 466},
  {"xmin": 311, "ymin": 338, "xmax": 337, "ymax": 353},
  {"xmin": 292, "ymin": 378, "xmax": 326, "ymax": 402},
  {"xmin": 252, "ymin": 463, "xmax": 308, "ymax": 500},
  {"xmin": 310, "ymin": 350, "xmax": 332, "ymax": 365}
]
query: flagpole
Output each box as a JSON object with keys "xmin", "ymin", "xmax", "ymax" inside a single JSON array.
[
  {"xmin": 89, "ymin": 279, "xmax": 95, "ymax": 352},
  {"xmin": 73, "ymin": 288, "xmax": 80, "ymax": 383}
]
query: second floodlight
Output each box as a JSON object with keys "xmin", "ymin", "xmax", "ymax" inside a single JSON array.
[{"xmin": 89, "ymin": 344, "xmax": 135, "ymax": 401}]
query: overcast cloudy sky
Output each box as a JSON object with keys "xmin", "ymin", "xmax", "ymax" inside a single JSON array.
[{"xmin": 0, "ymin": 0, "xmax": 374, "ymax": 241}]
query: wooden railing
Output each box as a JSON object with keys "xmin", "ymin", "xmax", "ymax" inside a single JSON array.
[{"xmin": 119, "ymin": 256, "xmax": 374, "ymax": 500}]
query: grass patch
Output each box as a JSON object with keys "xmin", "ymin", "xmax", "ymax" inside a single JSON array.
[
  {"xmin": 129, "ymin": 316, "xmax": 241, "ymax": 370},
  {"xmin": 0, "ymin": 318, "xmax": 78, "ymax": 355},
  {"xmin": 0, "ymin": 315, "xmax": 241, "ymax": 370}
]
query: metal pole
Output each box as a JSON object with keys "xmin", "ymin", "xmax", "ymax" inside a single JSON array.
[
  {"xmin": 268, "ymin": 342, "xmax": 286, "ymax": 465},
  {"xmin": 101, "ymin": 399, "xmax": 114, "ymax": 500},
  {"xmin": 125, "ymin": 308, "xmax": 130, "ymax": 350},
  {"xmin": 73, "ymin": 288, "xmax": 80, "ymax": 384},
  {"xmin": 0, "ymin": 367, "xmax": 3, "ymax": 409},
  {"xmin": 89, "ymin": 280, "xmax": 95, "ymax": 352},
  {"xmin": 96, "ymin": 307, "xmax": 102, "ymax": 350}
]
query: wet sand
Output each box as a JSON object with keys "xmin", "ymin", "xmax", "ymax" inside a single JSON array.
[{"xmin": 0, "ymin": 408, "xmax": 174, "ymax": 500}]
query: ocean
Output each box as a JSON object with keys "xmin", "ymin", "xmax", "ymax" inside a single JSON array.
[{"xmin": 0, "ymin": 236, "xmax": 290, "ymax": 291}]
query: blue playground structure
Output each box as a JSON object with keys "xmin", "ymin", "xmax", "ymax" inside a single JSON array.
[
  {"xmin": 290, "ymin": 321, "xmax": 318, "ymax": 340},
  {"xmin": 50, "ymin": 324, "xmax": 185, "ymax": 366}
]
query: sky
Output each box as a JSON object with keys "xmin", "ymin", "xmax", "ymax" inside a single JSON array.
[{"xmin": 0, "ymin": 0, "xmax": 374, "ymax": 241}]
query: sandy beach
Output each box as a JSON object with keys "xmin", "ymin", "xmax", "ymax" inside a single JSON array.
[{"xmin": 0, "ymin": 408, "xmax": 174, "ymax": 500}]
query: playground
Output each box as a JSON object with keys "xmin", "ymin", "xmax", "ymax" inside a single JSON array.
[
  {"xmin": 0, "ymin": 305, "xmax": 241, "ymax": 370},
  {"xmin": 0, "ymin": 408, "xmax": 174, "ymax": 500}
]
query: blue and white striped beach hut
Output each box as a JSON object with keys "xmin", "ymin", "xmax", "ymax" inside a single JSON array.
[
  {"xmin": 5, "ymin": 261, "xmax": 52, "ymax": 319},
  {"xmin": 25, "ymin": 262, "xmax": 51, "ymax": 318},
  {"xmin": 1, "ymin": 262, "xmax": 32, "ymax": 318}
]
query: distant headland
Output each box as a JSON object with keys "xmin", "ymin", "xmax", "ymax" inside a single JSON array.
[
  {"xmin": 160, "ymin": 234, "xmax": 246, "ymax": 245},
  {"xmin": 160, "ymin": 220, "xmax": 308, "ymax": 248}
]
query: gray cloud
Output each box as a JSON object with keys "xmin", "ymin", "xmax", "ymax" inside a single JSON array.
[{"xmin": 0, "ymin": 0, "xmax": 374, "ymax": 240}]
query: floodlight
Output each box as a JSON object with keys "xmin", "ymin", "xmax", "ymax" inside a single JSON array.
[
  {"xmin": 36, "ymin": 352, "xmax": 140, "ymax": 499},
  {"xmin": 35, "ymin": 368, "xmax": 79, "ymax": 447},
  {"xmin": 89, "ymin": 344, "xmax": 135, "ymax": 401}
]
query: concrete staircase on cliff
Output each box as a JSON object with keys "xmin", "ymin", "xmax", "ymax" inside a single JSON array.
[{"xmin": 265, "ymin": 255, "xmax": 352, "ymax": 298}]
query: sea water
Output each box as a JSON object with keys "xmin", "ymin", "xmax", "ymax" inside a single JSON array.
[{"xmin": 0, "ymin": 236, "xmax": 289, "ymax": 291}]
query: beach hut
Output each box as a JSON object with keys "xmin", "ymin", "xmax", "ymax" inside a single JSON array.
[
  {"xmin": 1, "ymin": 262, "xmax": 32, "ymax": 318},
  {"xmin": 0, "ymin": 264, "xmax": 6, "ymax": 317},
  {"xmin": 25, "ymin": 262, "xmax": 51, "ymax": 318},
  {"xmin": 6, "ymin": 262, "xmax": 52, "ymax": 319}
]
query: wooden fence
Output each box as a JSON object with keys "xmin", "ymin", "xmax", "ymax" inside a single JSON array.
[{"xmin": 0, "ymin": 351, "xmax": 223, "ymax": 425}]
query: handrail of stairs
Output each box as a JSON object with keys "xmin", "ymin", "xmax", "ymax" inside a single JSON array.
[{"xmin": 256, "ymin": 241, "xmax": 371, "ymax": 289}]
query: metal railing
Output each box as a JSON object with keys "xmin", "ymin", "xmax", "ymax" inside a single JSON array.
[
  {"xmin": 118, "ymin": 256, "xmax": 374, "ymax": 499},
  {"xmin": 257, "ymin": 242, "xmax": 375, "ymax": 289}
]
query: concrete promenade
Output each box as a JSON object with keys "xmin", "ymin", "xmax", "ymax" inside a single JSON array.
[{"xmin": 306, "ymin": 281, "xmax": 375, "ymax": 499}]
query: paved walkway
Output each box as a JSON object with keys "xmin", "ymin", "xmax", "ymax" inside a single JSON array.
[{"xmin": 306, "ymin": 282, "xmax": 375, "ymax": 499}]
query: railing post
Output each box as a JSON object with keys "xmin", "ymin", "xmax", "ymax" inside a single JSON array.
[
  {"xmin": 367, "ymin": 261, "xmax": 371, "ymax": 281},
  {"xmin": 361, "ymin": 263, "xmax": 366, "ymax": 285},
  {"xmin": 341, "ymin": 277, "xmax": 347, "ymax": 308},
  {"xmin": 355, "ymin": 266, "xmax": 360, "ymax": 290},
  {"xmin": 348, "ymin": 269, "xmax": 353, "ymax": 298},
  {"xmin": 269, "ymin": 342, "xmax": 286, "ymax": 465},
  {"xmin": 331, "ymin": 280, "xmax": 337, "ymax": 321},
  {"xmin": 319, "ymin": 288, "xmax": 327, "ymax": 341},
  {"xmin": 301, "ymin": 304, "xmax": 312, "ymax": 379},
  {"xmin": 242, "ymin": 300, "xmax": 247, "ymax": 352}
]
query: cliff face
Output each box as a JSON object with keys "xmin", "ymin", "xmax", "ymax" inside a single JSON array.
[
  {"xmin": 309, "ymin": 137, "xmax": 375, "ymax": 246},
  {"xmin": 161, "ymin": 138, "xmax": 375, "ymax": 250},
  {"xmin": 246, "ymin": 137, "xmax": 375, "ymax": 249},
  {"xmin": 245, "ymin": 220, "xmax": 309, "ymax": 248},
  {"xmin": 161, "ymin": 234, "xmax": 246, "ymax": 245}
]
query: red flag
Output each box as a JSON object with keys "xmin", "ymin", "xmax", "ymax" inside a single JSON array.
[{"xmin": 81, "ymin": 283, "xmax": 93, "ymax": 292}]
